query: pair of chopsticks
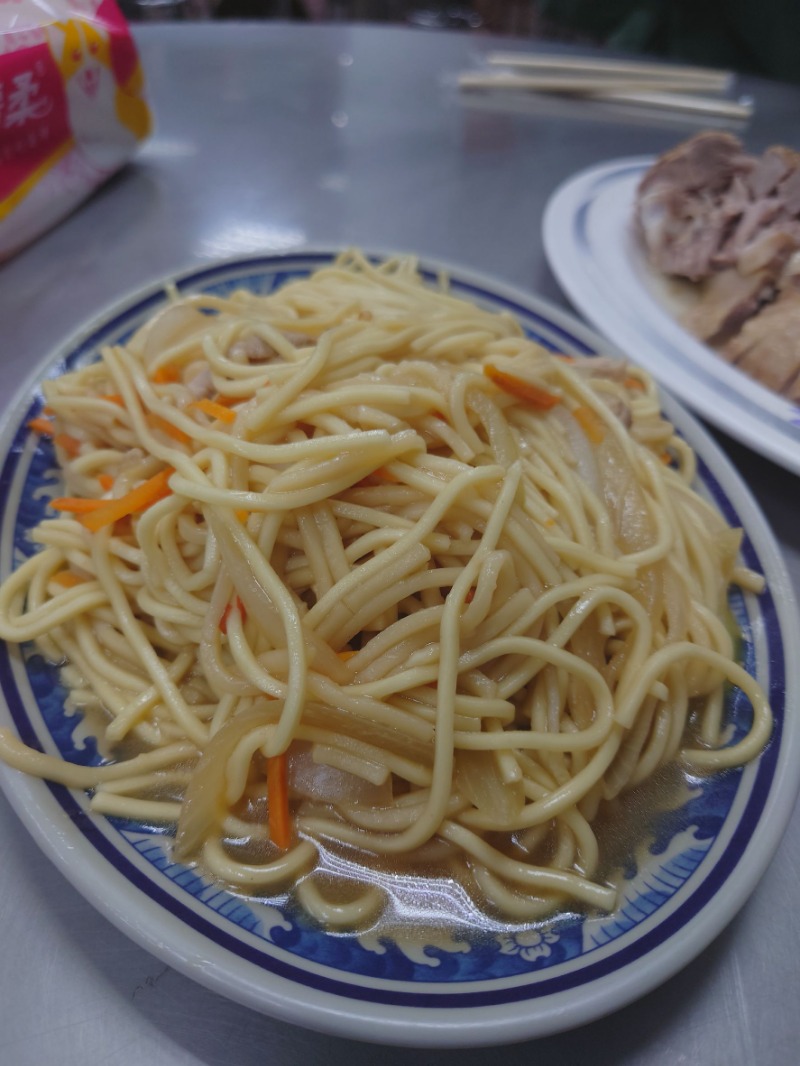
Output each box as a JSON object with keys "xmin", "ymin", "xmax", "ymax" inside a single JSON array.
[{"xmin": 458, "ymin": 52, "xmax": 753, "ymax": 120}]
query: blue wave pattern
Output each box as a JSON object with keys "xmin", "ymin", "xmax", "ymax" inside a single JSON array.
[
  {"xmin": 587, "ymin": 845, "xmax": 710, "ymax": 949},
  {"xmin": 119, "ymin": 828, "xmax": 586, "ymax": 982},
  {"xmin": 4, "ymin": 256, "xmax": 767, "ymax": 985},
  {"xmin": 582, "ymin": 581, "xmax": 757, "ymax": 953},
  {"xmin": 14, "ymin": 439, "xmax": 59, "ymax": 561},
  {"xmin": 125, "ymin": 832, "xmax": 263, "ymax": 934}
]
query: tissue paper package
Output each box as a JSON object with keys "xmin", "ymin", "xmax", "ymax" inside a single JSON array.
[{"xmin": 0, "ymin": 0, "xmax": 152, "ymax": 260}]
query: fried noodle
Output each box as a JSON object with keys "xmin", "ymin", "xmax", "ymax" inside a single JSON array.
[{"xmin": 0, "ymin": 251, "xmax": 772, "ymax": 926}]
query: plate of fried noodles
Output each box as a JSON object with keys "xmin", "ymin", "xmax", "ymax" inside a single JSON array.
[{"xmin": 0, "ymin": 250, "xmax": 797, "ymax": 1047}]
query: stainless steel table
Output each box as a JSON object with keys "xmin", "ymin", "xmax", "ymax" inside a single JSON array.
[{"xmin": 2, "ymin": 21, "xmax": 799, "ymax": 1065}]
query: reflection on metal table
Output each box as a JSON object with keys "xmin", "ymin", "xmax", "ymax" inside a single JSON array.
[{"xmin": 1, "ymin": 20, "xmax": 800, "ymax": 1066}]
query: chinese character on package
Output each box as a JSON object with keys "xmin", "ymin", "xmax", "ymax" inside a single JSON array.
[{"xmin": 0, "ymin": 0, "xmax": 152, "ymax": 260}]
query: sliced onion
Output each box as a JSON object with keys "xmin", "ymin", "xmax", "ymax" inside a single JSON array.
[
  {"xmin": 137, "ymin": 305, "xmax": 209, "ymax": 366},
  {"xmin": 455, "ymin": 749, "xmax": 523, "ymax": 825},
  {"xmin": 550, "ymin": 405, "xmax": 601, "ymax": 497},
  {"xmin": 207, "ymin": 512, "xmax": 285, "ymax": 647},
  {"xmin": 174, "ymin": 702, "xmax": 281, "ymax": 860},
  {"xmin": 596, "ymin": 435, "xmax": 655, "ymax": 552}
]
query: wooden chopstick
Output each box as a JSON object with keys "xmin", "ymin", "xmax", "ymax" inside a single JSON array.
[
  {"xmin": 458, "ymin": 71, "xmax": 728, "ymax": 95},
  {"xmin": 487, "ymin": 51, "xmax": 731, "ymax": 91},
  {"xmin": 456, "ymin": 71, "xmax": 753, "ymax": 120},
  {"xmin": 594, "ymin": 89, "xmax": 753, "ymax": 119}
]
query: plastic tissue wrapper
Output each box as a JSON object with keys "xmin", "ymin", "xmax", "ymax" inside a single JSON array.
[{"xmin": 0, "ymin": 0, "xmax": 152, "ymax": 260}]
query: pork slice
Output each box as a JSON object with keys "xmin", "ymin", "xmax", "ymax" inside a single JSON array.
[
  {"xmin": 685, "ymin": 267, "xmax": 776, "ymax": 346},
  {"xmin": 722, "ymin": 281, "xmax": 800, "ymax": 394},
  {"xmin": 745, "ymin": 146, "xmax": 797, "ymax": 199},
  {"xmin": 736, "ymin": 228, "xmax": 800, "ymax": 276},
  {"xmin": 779, "ymin": 250, "xmax": 800, "ymax": 285},
  {"xmin": 636, "ymin": 133, "xmax": 754, "ymax": 281},
  {"xmin": 770, "ymin": 145, "xmax": 800, "ymax": 166},
  {"xmin": 637, "ymin": 132, "xmax": 749, "ymax": 199},
  {"xmin": 708, "ymin": 174, "xmax": 757, "ymax": 269},
  {"xmin": 724, "ymin": 197, "xmax": 785, "ymax": 255},
  {"xmin": 640, "ymin": 191, "xmax": 731, "ymax": 281},
  {"xmin": 776, "ymin": 165, "xmax": 800, "ymax": 217},
  {"xmin": 684, "ymin": 223, "xmax": 795, "ymax": 345},
  {"xmin": 720, "ymin": 149, "xmax": 800, "ymax": 268}
]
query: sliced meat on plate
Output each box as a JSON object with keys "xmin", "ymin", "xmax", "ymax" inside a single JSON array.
[{"xmin": 721, "ymin": 279, "xmax": 800, "ymax": 396}]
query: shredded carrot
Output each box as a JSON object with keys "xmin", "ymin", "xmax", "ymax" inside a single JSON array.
[
  {"xmin": 219, "ymin": 596, "xmax": 247, "ymax": 635},
  {"xmin": 267, "ymin": 752, "xmax": 292, "ymax": 850},
  {"xmin": 465, "ymin": 587, "xmax": 475, "ymax": 604},
  {"xmin": 189, "ymin": 398, "xmax": 236, "ymax": 424},
  {"xmin": 50, "ymin": 497, "xmax": 108, "ymax": 514},
  {"xmin": 659, "ymin": 450, "xmax": 674, "ymax": 465},
  {"xmin": 337, "ymin": 649, "xmax": 357, "ymax": 662},
  {"xmin": 27, "ymin": 416, "xmax": 55, "ymax": 436},
  {"xmin": 151, "ymin": 366, "xmax": 180, "ymax": 385},
  {"xmin": 356, "ymin": 466, "xmax": 401, "ymax": 488},
  {"xmin": 80, "ymin": 468, "xmax": 174, "ymax": 532},
  {"xmin": 376, "ymin": 466, "xmax": 401, "ymax": 483},
  {"xmin": 51, "ymin": 570, "xmax": 88, "ymax": 588},
  {"xmin": 624, "ymin": 376, "xmax": 646, "ymax": 392},
  {"xmin": 54, "ymin": 433, "xmax": 83, "ymax": 458},
  {"xmin": 97, "ymin": 474, "xmax": 115, "ymax": 492},
  {"xmin": 42, "ymin": 405, "xmax": 55, "ymax": 416},
  {"xmin": 97, "ymin": 394, "xmax": 125, "ymax": 407},
  {"xmin": 212, "ymin": 393, "xmax": 243, "ymax": 408},
  {"xmin": 235, "ymin": 509, "xmax": 248, "ymax": 524},
  {"xmin": 573, "ymin": 405, "xmax": 606, "ymax": 444},
  {"xmin": 151, "ymin": 415, "xmax": 191, "ymax": 444},
  {"xmin": 483, "ymin": 365, "xmax": 561, "ymax": 409}
]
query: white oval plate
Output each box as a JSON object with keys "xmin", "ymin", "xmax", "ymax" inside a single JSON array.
[
  {"xmin": 543, "ymin": 157, "xmax": 800, "ymax": 477},
  {"xmin": 0, "ymin": 252, "xmax": 798, "ymax": 1048}
]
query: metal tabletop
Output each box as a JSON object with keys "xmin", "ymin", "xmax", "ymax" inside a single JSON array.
[{"xmin": 1, "ymin": 21, "xmax": 799, "ymax": 1065}]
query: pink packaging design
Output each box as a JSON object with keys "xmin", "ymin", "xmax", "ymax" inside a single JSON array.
[{"xmin": 0, "ymin": 0, "xmax": 151, "ymax": 259}]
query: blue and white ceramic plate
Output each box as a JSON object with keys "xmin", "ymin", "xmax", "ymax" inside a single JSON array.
[
  {"xmin": 543, "ymin": 158, "xmax": 800, "ymax": 478},
  {"xmin": 0, "ymin": 253, "xmax": 798, "ymax": 1048}
]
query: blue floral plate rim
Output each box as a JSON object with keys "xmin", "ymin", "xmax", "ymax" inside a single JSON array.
[{"xmin": 0, "ymin": 250, "xmax": 798, "ymax": 1048}]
